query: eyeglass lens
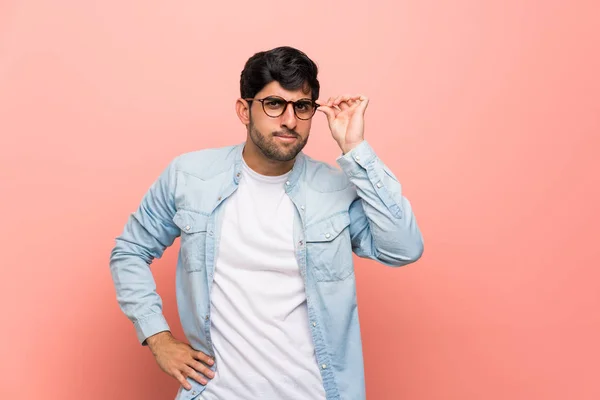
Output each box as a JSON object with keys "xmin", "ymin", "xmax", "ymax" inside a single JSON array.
[{"xmin": 262, "ymin": 96, "xmax": 315, "ymax": 119}]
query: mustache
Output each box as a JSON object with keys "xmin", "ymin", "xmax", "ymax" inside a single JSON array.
[{"xmin": 272, "ymin": 129, "xmax": 299, "ymax": 138}]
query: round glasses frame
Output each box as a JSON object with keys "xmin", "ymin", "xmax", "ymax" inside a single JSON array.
[{"xmin": 245, "ymin": 96, "xmax": 319, "ymax": 120}]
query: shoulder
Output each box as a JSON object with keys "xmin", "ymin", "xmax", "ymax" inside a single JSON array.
[
  {"xmin": 303, "ymin": 154, "xmax": 352, "ymax": 193},
  {"xmin": 172, "ymin": 143, "xmax": 241, "ymax": 180}
]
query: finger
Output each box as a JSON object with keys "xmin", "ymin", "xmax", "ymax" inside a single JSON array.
[
  {"xmin": 340, "ymin": 94, "xmax": 356, "ymax": 108},
  {"xmin": 349, "ymin": 95, "xmax": 362, "ymax": 107},
  {"xmin": 193, "ymin": 351, "xmax": 214, "ymax": 366},
  {"xmin": 344, "ymin": 94, "xmax": 355, "ymax": 103},
  {"xmin": 338, "ymin": 96, "xmax": 351, "ymax": 111},
  {"xmin": 326, "ymin": 97, "xmax": 335, "ymax": 107},
  {"xmin": 184, "ymin": 365, "xmax": 209, "ymax": 385},
  {"xmin": 190, "ymin": 360, "xmax": 216, "ymax": 379},
  {"xmin": 357, "ymin": 95, "xmax": 370, "ymax": 114},
  {"xmin": 332, "ymin": 95, "xmax": 345, "ymax": 107},
  {"xmin": 174, "ymin": 370, "xmax": 193, "ymax": 391},
  {"xmin": 316, "ymin": 105, "xmax": 336, "ymax": 121},
  {"xmin": 317, "ymin": 106, "xmax": 340, "ymax": 121},
  {"xmin": 340, "ymin": 94, "xmax": 357, "ymax": 105}
]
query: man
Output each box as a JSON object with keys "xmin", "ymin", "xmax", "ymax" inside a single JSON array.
[{"xmin": 109, "ymin": 46, "xmax": 424, "ymax": 400}]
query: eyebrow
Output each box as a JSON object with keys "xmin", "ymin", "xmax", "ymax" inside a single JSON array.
[{"xmin": 265, "ymin": 95, "xmax": 313, "ymax": 101}]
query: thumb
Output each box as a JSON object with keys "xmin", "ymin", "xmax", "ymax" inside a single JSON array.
[{"xmin": 317, "ymin": 105, "xmax": 336, "ymax": 122}]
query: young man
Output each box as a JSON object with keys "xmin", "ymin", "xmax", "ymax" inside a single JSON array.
[{"xmin": 109, "ymin": 46, "xmax": 424, "ymax": 400}]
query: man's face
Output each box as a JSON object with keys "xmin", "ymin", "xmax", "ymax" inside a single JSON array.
[{"xmin": 247, "ymin": 81, "xmax": 313, "ymax": 162}]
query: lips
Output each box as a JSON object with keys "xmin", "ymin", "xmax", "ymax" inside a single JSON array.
[{"xmin": 274, "ymin": 133, "xmax": 298, "ymax": 142}]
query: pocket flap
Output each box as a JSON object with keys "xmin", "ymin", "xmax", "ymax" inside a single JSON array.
[
  {"xmin": 306, "ymin": 212, "xmax": 351, "ymax": 242},
  {"xmin": 173, "ymin": 210, "xmax": 209, "ymax": 233}
]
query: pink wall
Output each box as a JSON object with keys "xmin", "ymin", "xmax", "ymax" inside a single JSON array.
[{"xmin": 1, "ymin": 1, "xmax": 599, "ymax": 399}]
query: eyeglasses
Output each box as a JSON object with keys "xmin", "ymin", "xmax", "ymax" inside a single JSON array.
[{"xmin": 245, "ymin": 96, "xmax": 319, "ymax": 120}]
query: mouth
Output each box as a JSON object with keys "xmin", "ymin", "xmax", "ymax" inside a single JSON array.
[{"xmin": 274, "ymin": 134, "xmax": 298, "ymax": 143}]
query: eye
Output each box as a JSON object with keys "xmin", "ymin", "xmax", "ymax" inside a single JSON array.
[
  {"xmin": 295, "ymin": 101, "xmax": 313, "ymax": 112},
  {"xmin": 264, "ymin": 97, "xmax": 285, "ymax": 109}
]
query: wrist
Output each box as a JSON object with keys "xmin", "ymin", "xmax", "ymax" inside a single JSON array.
[
  {"xmin": 341, "ymin": 139, "xmax": 364, "ymax": 155},
  {"xmin": 146, "ymin": 330, "xmax": 172, "ymax": 350}
]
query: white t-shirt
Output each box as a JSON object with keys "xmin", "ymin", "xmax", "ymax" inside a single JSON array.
[{"xmin": 199, "ymin": 158, "xmax": 326, "ymax": 400}]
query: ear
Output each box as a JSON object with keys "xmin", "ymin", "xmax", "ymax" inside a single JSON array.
[{"xmin": 236, "ymin": 98, "xmax": 251, "ymax": 126}]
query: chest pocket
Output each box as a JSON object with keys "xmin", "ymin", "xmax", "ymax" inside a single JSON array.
[
  {"xmin": 305, "ymin": 212, "xmax": 354, "ymax": 282},
  {"xmin": 173, "ymin": 209, "xmax": 209, "ymax": 272}
]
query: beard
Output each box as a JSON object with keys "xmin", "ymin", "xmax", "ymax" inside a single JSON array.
[{"xmin": 248, "ymin": 119, "xmax": 308, "ymax": 162}]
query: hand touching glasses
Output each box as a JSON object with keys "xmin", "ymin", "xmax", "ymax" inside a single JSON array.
[{"xmin": 317, "ymin": 95, "xmax": 369, "ymax": 155}]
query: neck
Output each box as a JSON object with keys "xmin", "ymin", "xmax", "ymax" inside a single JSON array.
[{"xmin": 242, "ymin": 140, "xmax": 295, "ymax": 176}]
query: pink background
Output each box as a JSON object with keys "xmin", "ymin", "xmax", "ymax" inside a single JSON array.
[{"xmin": 1, "ymin": 1, "xmax": 599, "ymax": 399}]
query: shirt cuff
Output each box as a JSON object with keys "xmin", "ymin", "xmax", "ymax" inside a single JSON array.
[
  {"xmin": 336, "ymin": 140, "xmax": 375, "ymax": 176},
  {"xmin": 134, "ymin": 313, "xmax": 170, "ymax": 345}
]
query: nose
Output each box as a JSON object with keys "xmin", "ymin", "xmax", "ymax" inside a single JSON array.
[{"xmin": 280, "ymin": 102, "xmax": 297, "ymax": 130}]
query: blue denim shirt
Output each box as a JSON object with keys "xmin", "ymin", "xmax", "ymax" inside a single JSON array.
[{"xmin": 109, "ymin": 140, "xmax": 424, "ymax": 400}]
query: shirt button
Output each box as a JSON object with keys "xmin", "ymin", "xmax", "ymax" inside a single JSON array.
[
  {"xmin": 285, "ymin": 181, "xmax": 290, "ymax": 186},
  {"xmin": 236, "ymin": 173, "xmax": 241, "ymax": 177},
  {"xmin": 376, "ymin": 182, "xmax": 382, "ymax": 188},
  {"xmin": 299, "ymin": 240, "xmax": 304, "ymax": 246},
  {"xmin": 312, "ymin": 322, "xmax": 317, "ymax": 327},
  {"xmin": 205, "ymin": 315, "xmax": 209, "ymax": 320},
  {"xmin": 300, "ymin": 205, "xmax": 305, "ymax": 210},
  {"xmin": 322, "ymin": 364, "xmax": 327, "ymax": 369},
  {"xmin": 355, "ymin": 155, "xmax": 360, "ymax": 161},
  {"xmin": 325, "ymin": 233, "xmax": 331, "ymax": 239},
  {"xmin": 208, "ymin": 231, "xmax": 214, "ymax": 236},
  {"xmin": 218, "ymin": 196, "xmax": 222, "ymax": 201},
  {"xmin": 185, "ymin": 225, "xmax": 191, "ymax": 231}
]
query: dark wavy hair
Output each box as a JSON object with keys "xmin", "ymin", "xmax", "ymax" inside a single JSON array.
[{"xmin": 240, "ymin": 46, "xmax": 320, "ymax": 102}]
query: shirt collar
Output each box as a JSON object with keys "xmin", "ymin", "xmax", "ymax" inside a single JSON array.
[{"xmin": 232, "ymin": 142, "xmax": 305, "ymax": 188}]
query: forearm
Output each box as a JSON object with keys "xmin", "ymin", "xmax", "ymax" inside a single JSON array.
[
  {"xmin": 338, "ymin": 140, "xmax": 424, "ymax": 265},
  {"xmin": 109, "ymin": 213, "xmax": 172, "ymax": 344}
]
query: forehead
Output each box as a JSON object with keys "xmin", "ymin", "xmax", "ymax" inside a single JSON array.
[{"xmin": 256, "ymin": 81, "xmax": 312, "ymax": 100}]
